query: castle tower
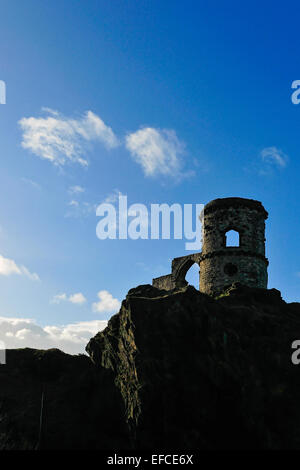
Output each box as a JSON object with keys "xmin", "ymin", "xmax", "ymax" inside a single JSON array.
[{"xmin": 199, "ymin": 197, "xmax": 268, "ymax": 296}]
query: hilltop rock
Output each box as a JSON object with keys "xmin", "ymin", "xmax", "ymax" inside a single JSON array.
[
  {"xmin": 1, "ymin": 284, "xmax": 300, "ymax": 449},
  {"xmin": 87, "ymin": 284, "xmax": 300, "ymax": 450}
]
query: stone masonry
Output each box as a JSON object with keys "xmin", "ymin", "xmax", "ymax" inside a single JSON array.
[{"xmin": 152, "ymin": 197, "xmax": 269, "ymax": 296}]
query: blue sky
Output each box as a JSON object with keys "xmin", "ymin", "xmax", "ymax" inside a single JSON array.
[{"xmin": 0, "ymin": 0, "xmax": 299, "ymax": 353}]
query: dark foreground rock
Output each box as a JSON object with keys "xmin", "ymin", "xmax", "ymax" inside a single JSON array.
[
  {"xmin": 0, "ymin": 348, "xmax": 129, "ymax": 449},
  {"xmin": 1, "ymin": 284, "xmax": 300, "ymax": 449}
]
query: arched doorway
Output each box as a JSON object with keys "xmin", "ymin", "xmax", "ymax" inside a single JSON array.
[
  {"xmin": 171, "ymin": 254, "xmax": 201, "ymax": 289},
  {"xmin": 185, "ymin": 262, "xmax": 200, "ymax": 289}
]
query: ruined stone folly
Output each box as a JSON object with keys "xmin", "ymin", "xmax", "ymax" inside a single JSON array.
[{"xmin": 152, "ymin": 197, "xmax": 269, "ymax": 296}]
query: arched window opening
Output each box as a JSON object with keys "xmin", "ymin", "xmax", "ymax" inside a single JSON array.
[
  {"xmin": 225, "ymin": 230, "xmax": 240, "ymax": 247},
  {"xmin": 185, "ymin": 263, "xmax": 200, "ymax": 289}
]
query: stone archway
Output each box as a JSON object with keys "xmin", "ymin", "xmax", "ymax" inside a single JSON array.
[
  {"xmin": 185, "ymin": 263, "xmax": 200, "ymax": 289},
  {"xmin": 152, "ymin": 253, "xmax": 201, "ymax": 291},
  {"xmin": 171, "ymin": 254, "xmax": 201, "ymax": 288}
]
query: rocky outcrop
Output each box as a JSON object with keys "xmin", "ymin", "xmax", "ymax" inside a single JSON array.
[
  {"xmin": 1, "ymin": 283, "xmax": 300, "ymax": 449},
  {"xmin": 87, "ymin": 284, "xmax": 300, "ymax": 450},
  {"xmin": 0, "ymin": 348, "xmax": 129, "ymax": 449}
]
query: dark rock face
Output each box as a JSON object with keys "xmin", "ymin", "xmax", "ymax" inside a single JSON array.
[
  {"xmin": 0, "ymin": 348, "xmax": 129, "ymax": 449},
  {"xmin": 87, "ymin": 284, "xmax": 300, "ymax": 450},
  {"xmin": 1, "ymin": 284, "xmax": 300, "ymax": 449}
]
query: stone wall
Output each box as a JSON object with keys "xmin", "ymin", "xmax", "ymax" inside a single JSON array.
[
  {"xmin": 201, "ymin": 198, "xmax": 267, "ymax": 256},
  {"xmin": 199, "ymin": 198, "xmax": 268, "ymax": 296},
  {"xmin": 199, "ymin": 252, "xmax": 268, "ymax": 296},
  {"xmin": 152, "ymin": 274, "xmax": 176, "ymax": 290},
  {"xmin": 152, "ymin": 253, "xmax": 201, "ymax": 291}
]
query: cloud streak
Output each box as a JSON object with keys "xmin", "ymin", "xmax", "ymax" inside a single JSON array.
[
  {"xmin": 0, "ymin": 316, "xmax": 107, "ymax": 355},
  {"xmin": 51, "ymin": 292, "xmax": 87, "ymax": 305},
  {"xmin": 65, "ymin": 200, "xmax": 96, "ymax": 218},
  {"xmin": 69, "ymin": 185, "xmax": 85, "ymax": 194},
  {"xmin": 0, "ymin": 254, "xmax": 40, "ymax": 281},
  {"xmin": 260, "ymin": 147, "xmax": 288, "ymax": 169},
  {"xmin": 19, "ymin": 110, "xmax": 119, "ymax": 167}
]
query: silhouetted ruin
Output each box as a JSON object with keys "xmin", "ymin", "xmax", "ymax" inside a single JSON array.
[{"xmin": 153, "ymin": 197, "xmax": 269, "ymax": 296}]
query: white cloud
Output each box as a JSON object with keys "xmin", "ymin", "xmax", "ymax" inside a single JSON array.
[
  {"xmin": 92, "ymin": 290, "xmax": 121, "ymax": 313},
  {"xmin": 66, "ymin": 185, "xmax": 94, "ymax": 218},
  {"xmin": 69, "ymin": 293, "xmax": 87, "ymax": 304},
  {"xmin": 0, "ymin": 316, "xmax": 107, "ymax": 355},
  {"xmin": 51, "ymin": 293, "xmax": 67, "ymax": 303},
  {"xmin": 0, "ymin": 254, "xmax": 21, "ymax": 276},
  {"xmin": 260, "ymin": 147, "xmax": 288, "ymax": 169},
  {"xmin": 41, "ymin": 107, "xmax": 59, "ymax": 116},
  {"xmin": 0, "ymin": 254, "xmax": 40, "ymax": 281},
  {"xmin": 65, "ymin": 201, "xmax": 96, "ymax": 218},
  {"xmin": 125, "ymin": 127, "xmax": 186, "ymax": 178},
  {"xmin": 20, "ymin": 266, "xmax": 40, "ymax": 282},
  {"xmin": 68, "ymin": 200, "xmax": 79, "ymax": 207},
  {"xmin": 69, "ymin": 185, "xmax": 85, "ymax": 194},
  {"xmin": 51, "ymin": 292, "xmax": 87, "ymax": 305},
  {"xmin": 102, "ymin": 188, "xmax": 124, "ymax": 204},
  {"xmin": 19, "ymin": 109, "xmax": 119, "ymax": 167}
]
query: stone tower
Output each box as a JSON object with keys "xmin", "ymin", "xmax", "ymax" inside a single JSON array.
[
  {"xmin": 199, "ymin": 197, "xmax": 268, "ymax": 295},
  {"xmin": 152, "ymin": 197, "xmax": 269, "ymax": 296}
]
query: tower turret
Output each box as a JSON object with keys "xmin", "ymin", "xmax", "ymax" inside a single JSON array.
[{"xmin": 199, "ymin": 197, "xmax": 268, "ymax": 295}]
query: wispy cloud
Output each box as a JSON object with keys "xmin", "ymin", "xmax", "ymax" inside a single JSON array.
[
  {"xmin": 0, "ymin": 254, "xmax": 40, "ymax": 281},
  {"xmin": 92, "ymin": 290, "xmax": 120, "ymax": 313},
  {"xmin": 68, "ymin": 200, "xmax": 79, "ymax": 207},
  {"xmin": 0, "ymin": 316, "xmax": 107, "ymax": 354},
  {"xmin": 125, "ymin": 127, "xmax": 189, "ymax": 179},
  {"xmin": 136, "ymin": 261, "xmax": 150, "ymax": 272},
  {"xmin": 20, "ymin": 266, "xmax": 40, "ymax": 282},
  {"xmin": 19, "ymin": 109, "xmax": 119, "ymax": 167},
  {"xmin": 21, "ymin": 178, "xmax": 41, "ymax": 190},
  {"xmin": 65, "ymin": 200, "xmax": 96, "ymax": 218},
  {"xmin": 51, "ymin": 293, "xmax": 67, "ymax": 303},
  {"xmin": 41, "ymin": 107, "xmax": 60, "ymax": 116},
  {"xmin": 69, "ymin": 185, "xmax": 85, "ymax": 194},
  {"xmin": 102, "ymin": 188, "xmax": 124, "ymax": 204},
  {"xmin": 51, "ymin": 292, "xmax": 87, "ymax": 305},
  {"xmin": 260, "ymin": 147, "xmax": 288, "ymax": 172}
]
